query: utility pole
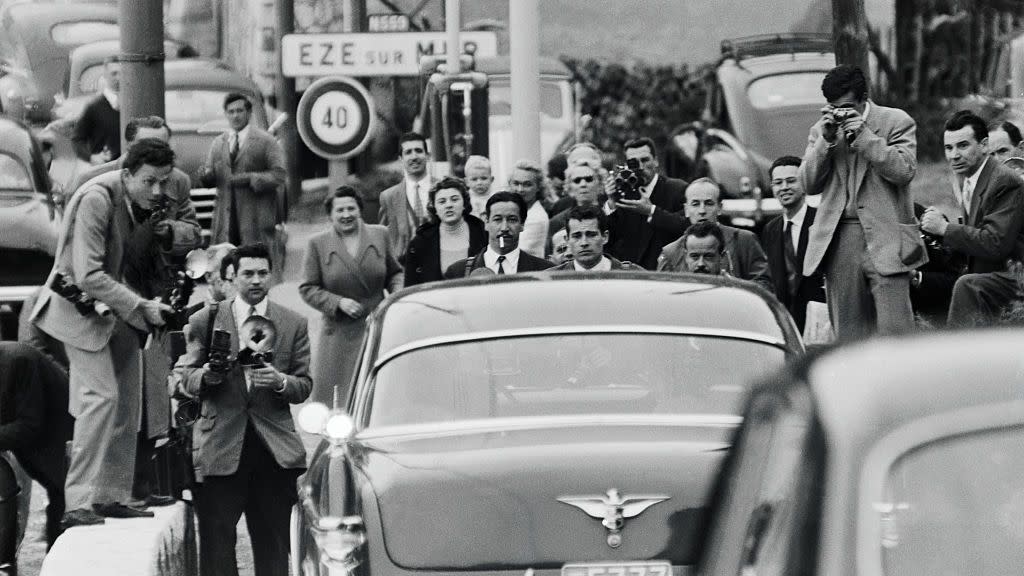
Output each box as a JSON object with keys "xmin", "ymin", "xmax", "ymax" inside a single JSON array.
[
  {"xmin": 832, "ymin": 0, "xmax": 870, "ymax": 73},
  {"xmin": 510, "ymin": 0, "xmax": 540, "ymax": 166},
  {"xmin": 119, "ymin": 0, "xmax": 166, "ymax": 152},
  {"xmin": 276, "ymin": 0, "xmax": 300, "ymax": 215},
  {"xmin": 328, "ymin": 0, "xmax": 366, "ymax": 191}
]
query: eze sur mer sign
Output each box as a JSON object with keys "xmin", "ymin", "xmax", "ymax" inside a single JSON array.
[{"xmin": 281, "ymin": 32, "xmax": 499, "ymax": 77}]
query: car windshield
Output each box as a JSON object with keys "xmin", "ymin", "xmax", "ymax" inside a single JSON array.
[
  {"xmin": 0, "ymin": 154, "xmax": 32, "ymax": 191},
  {"xmin": 747, "ymin": 72, "xmax": 826, "ymax": 109},
  {"xmin": 488, "ymin": 80, "xmax": 565, "ymax": 118},
  {"xmin": 76, "ymin": 64, "xmax": 105, "ymax": 95},
  {"xmin": 50, "ymin": 22, "xmax": 119, "ymax": 47},
  {"xmin": 164, "ymin": 90, "xmax": 235, "ymax": 130},
  {"xmin": 368, "ymin": 333, "xmax": 784, "ymax": 428}
]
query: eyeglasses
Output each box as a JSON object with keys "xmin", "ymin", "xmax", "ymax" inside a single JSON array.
[{"xmin": 572, "ymin": 176, "xmax": 595, "ymax": 184}]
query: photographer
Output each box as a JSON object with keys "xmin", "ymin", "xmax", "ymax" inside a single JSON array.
[
  {"xmin": 30, "ymin": 139, "xmax": 175, "ymax": 527},
  {"xmin": 173, "ymin": 243, "xmax": 312, "ymax": 576},
  {"xmin": 605, "ymin": 137, "xmax": 688, "ymax": 270}
]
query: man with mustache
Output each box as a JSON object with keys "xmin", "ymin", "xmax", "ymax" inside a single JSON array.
[
  {"xmin": 680, "ymin": 221, "xmax": 728, "ymax": 276},
  {"xmin": 379, "ymin": 132, "xmax": 434, "ymax": 263},
  {"xmin": 444, "ymin": 192, "xmax": 554, "ymax": 277}
]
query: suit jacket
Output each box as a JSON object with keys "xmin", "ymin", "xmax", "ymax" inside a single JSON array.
[
  {"xmin": 608, "ymin": 175, "xmax": 688, "ymax": 269},
  {"xmin": 549, "ymin": 256, "xmax": 641, "ymax": 271},
  {"xmin": 378, "ymin": 178, "xmax": 434, "ymax": 264},
  {"xmin": 0, "ymin": 342, "xmax": 73, "ymax": 452},
  {"xmin": 201, "ymin": 127, "xmax": 287, "ymax": 246},
  {"xmin": 72, "ymin": 94, "xmax": 119, "ymax": 161},
  {"xmin": 942, "ymin": 159, "xmax": 1024, "ymax": 273},
  {"xmin": 174, "ymin": 299, "xmax": 312, "ymax": 481},
  {"xmin": 658, "ymin": 224, "xmax": 774, "ymax": 292},
  {"xmin": 760, "ymin": 207, "xmax": 826, "ymax": 330},
  {"xmin": 30, "ymin": 170, "xmax": 148, "ymax": 352},
  {"xmin": 800, "ymin": 101, "xmax": 926, "ymax": 276},
  {"xmin": 444, "ymin": 248, "xmax": 555, "ymax": 278},
  {"xmin": 404, "ymin": 216, "xmax": 488, "ymax": 286}
]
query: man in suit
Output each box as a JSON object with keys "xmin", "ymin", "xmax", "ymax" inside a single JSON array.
[
  {"xmin": 910, "ymin": 204, "xmax": 964, "ymax": 326},
  {"xmin": 379, "ymin": 132, "xmax": 434, "ymax": 262},
  {"xmin": 73, "ymin": 56, "xmax": 120, "ymax": 165},
  {"xmin": 551, "ymin": 205, "xmax": 641, "ymax": 271},
  {"xmin": 799, "ymin": 65, "xmax": 925, "ymax": 341},
  {"xmin": 988, "ymin": 121, "xmax": 1024, "ymax": 164},
  {"xmin": 658, "ymin": 178, "xmax": 773, "ymax": 291},
  {"xmin": 920, "ymin": 110, "xmax": 1024, "ymax": 326},
  {"xmin": 677, "ymin": 221, "xmax": 728, "ymax": 277},
  {"xmin": 31, "ymin": 139, "xmax": 175, "ymax": 527},
  {"xmin": 759, "ymin": 156, "xmax": 826, "ymax": 331},
  {"xmin": 547, "ymin": 158, "xmax": 603, "ymax": 254},
  {"xmin": 445, "ymin": 192, "xmax": 554, "ymax": 277},
  {"xmin": 174, "ymin": 243, "xmax": 312, "ymax": 576},
  {"xmin": 201, "ymin": 93, "xmax": 287, "ymax": 247},
  {"xmin": 606, "ymin": 137, "xmax": 688, "ymax": 270}
]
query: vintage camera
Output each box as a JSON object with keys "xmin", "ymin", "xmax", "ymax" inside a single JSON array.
[
  {"xmin": 51, "ymin": 273, "xmax": 111, "ymax": 317},
  {"xmin": 613, "ymin": 157, "xmax": 643, "ymax": 201},
  {"xmin": 207, "ymin": 328, "xmax": 233, "ymax": 375},
  {"xmin": 161, "ymin": 248, "xmax": 208, "ymax": 331},
  {"xmin": 237, "ymin": 315, "xmax": 276, "ymax": 367},
  {"xmin": 829, "ymin": 106, "xmax": 859, "ymax": 141}
]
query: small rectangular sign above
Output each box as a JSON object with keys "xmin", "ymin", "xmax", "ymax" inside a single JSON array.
[
  {"xmin": 281, "ymin": 32, "xmax": 498, "ymax": 77},
  {"xmin": 367, "ymin": 13, "xmax": 410, "ymax": 32}
]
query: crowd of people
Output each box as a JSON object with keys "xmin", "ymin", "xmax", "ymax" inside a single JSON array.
[{"xmin": 5, "ymin": 60, "xmax": 1024, "ymax": 576}]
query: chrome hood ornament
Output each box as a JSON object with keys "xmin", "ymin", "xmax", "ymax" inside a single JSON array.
[{"xmin": 557, "ymin": 488, "xmax": 670, "ymax": 548}]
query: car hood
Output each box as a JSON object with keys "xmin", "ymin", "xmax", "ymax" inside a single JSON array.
[{"xmin": 355, "ymin": 418, "xmax": 734, "ymax": 569}]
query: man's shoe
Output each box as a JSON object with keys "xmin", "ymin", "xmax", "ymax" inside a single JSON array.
[
  {"xmin": 127, "ymin": 494, "xmax": 177, "ymax": 508},
  {"xmin": 92, "ymin": 502, "xmax": 155, "ymax": 519},
  {"xmin": 61, "ymin": 508, "xmax": 106, "ymax": 529}
]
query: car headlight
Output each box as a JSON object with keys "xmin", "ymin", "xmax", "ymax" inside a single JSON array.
[{"xmin": 314, "ymin": 515, "xmax": 366, "ymax": 572}]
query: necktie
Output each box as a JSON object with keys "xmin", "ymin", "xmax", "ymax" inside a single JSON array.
[
  {"xmin": 249, "ymin": 305, "xmax": 257, "ymax": 318},
  {"xmin": 412, "ymin": 181, "xmax": 425, "ymax": 222},
  {"xmin": 783, "ymin": 221, "xmax": 799, "ymax": 296},
  {"xmin": 962, "ymin": 177, "xmax": 975, "ymax": 216},
  {"xmin": 229, "ymin": 133, "xmax": 239, "ymax": 167},
  {"xmin": 496, "ymin": 255, "xmax": 506, "ymax": 274}
]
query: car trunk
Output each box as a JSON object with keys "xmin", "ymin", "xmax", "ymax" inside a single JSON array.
[{"xmin": 358, "ymin": 421, "xmax": 732, "ymax": 570}]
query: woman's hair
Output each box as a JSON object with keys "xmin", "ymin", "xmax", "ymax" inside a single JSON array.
[
  {"xmin": 427, "ymin": 176, "xmax": 472, "ymax": 220},
  {"xmin": 323, "ymin": 185, "xmax": 364, "ymax": 214}
]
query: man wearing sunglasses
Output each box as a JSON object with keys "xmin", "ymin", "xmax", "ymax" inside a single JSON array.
[
  {"xmin": 605, "ymin": 137, "xmax": 688, "ymax": 270},
  {"xmin": 547, "ymin": 159, "xmax": 604, "ymax": 254}
]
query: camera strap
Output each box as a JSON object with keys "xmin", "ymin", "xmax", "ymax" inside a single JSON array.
[
  {"xmin": 205, "ymin": 302, "xmax": 220, "ymax": 352},
  {"xmin": 53, "ymin": 182, "xmax": 116, "ymax": 281}
]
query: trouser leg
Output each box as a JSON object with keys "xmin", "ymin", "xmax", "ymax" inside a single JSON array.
[
  {"xmin": 1, "ymin": 454, "xmax": 28, "ymax": 551},
  {"xmin": 0, "ymin": 457, "xmax": 18, "ymax": 575},
  {"xmin": 243, "ymin": 426, "xmax": 299, "ymax": 576},
  {"xmin": 823, "ymin": 222, "xmax": 876, "ymax": 341},
  {"xmin": 948, "ymin": 271, "xmax": 1020, "ymax": 327},
  {"xmin": 865, "ymin": 259, "xmax": 915, "ymax": 336},
  {"xmin": 16, "ymin": 439, "xmax": 68, "ymax": 550}
]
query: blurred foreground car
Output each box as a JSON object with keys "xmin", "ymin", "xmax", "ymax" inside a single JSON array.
[
  {"xmin": 700, "ymin": 330, "xmax": 1024, "ymax": 576},
  {"xmin": 0, "ymin": 116, "xmax": 58, "ymax": 338},
  {"xmin": 291, "ymin": 272, "xmax": 803, "ymax": 576},
  {"xmin": 666, "ymin": 34, "xmax": 832, "ymax": 230}
]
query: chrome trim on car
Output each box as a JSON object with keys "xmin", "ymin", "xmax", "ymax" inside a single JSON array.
[
  {"xmin": 373, "ymin": 325, "xmax": 788, "ymax": 372},
  {"xmin": 0, "ymin": 285, "xmax": 41, "ymax": 304}
]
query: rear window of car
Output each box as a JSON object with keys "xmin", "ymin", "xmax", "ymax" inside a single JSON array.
[
  {"xmin": 164, "ymin": 90, "xmax": 235, "ymax": 131},
  {"xmin": 77, "ymin": 64, "xmax": 105, "ymax": 95},
  {"xmin": 51, "ymin": 21, "xmax": 119, "ymax": 46},
  {"xmin": 0, "ymin": 153, "xmax": 32, "ymax": 191},
  {"xmin": 747, "ymin": 72, "xmax": 826, "ymax": 109}
]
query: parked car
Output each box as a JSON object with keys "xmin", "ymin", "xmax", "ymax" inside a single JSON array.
[
  {"xmin": 64, "ymin": 39, "xmax": 186, "ymax": 98},
  {"xmin": 0, "ymin": 115, "xmax": 59, "ymax": 338},
  {"xmin": 699, "ymin": 329, "xmax": 1024, "ymax": 576},
  {"xmin": 49, "ymin": 57, "xmax": 269, "ymax": 239},
  {"xmin": 291, "ymin": 271, "xmax": 804, "ymax": 576},
  {"xmin": 666, "ymin": 34, "xmax": 833, "ymax": 230}
]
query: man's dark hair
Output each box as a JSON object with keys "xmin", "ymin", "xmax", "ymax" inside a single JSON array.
[
  {"xmin": 682, "ymin": 220, "xmax": 725, "ymax": 253},
  {"xmin": 945, "ymin": 110, "xmax": 988, "ymax": 143},
  {"xmin": 769, "ymin": 155, "xmax": 802, "ymax": 180},
  {"xmin": 223, "ymin": 92, "xmax": 252, "ymax": 111},
  {"xmin": 398, "ymin": 131, "xmax": 428, "ymax": 152},
  {"xmin": 993, "ymin": 121, "xmax": 1023, "ymax": 146},
  {"xmin": 125, "ymin": 115, "xmax": 171, "ymax": 142},
  {"xmin": 565, "ymin": 204, "xmax": 609, "ymax": 234},
  {"xmin": 485, "ymin": 191, "xmax": 527, "ymax": 220},
  {"xmin": 323, "ymin": 185, "xmax": 365, "ymax": 214},
  {"xmin": 821, "ymin": 65, "xmax": 868, "ymax": 102},
  {"xmin": 123, "ymin": 138, "xmax": 174, "ymax": 174},
  {"xmin": 229, "ymin": 242, "xmax": 273, "ymax": 271},
  {"xmin": 624, "ymin": 137, "xmax": 657, "ymax": 156},
  {"xmin": 547, "ymin": 152, "xmax": 568, "ymax": 180},
  {"xmin": 428, "ymin": 176, "xmax": 472, "ymax": 219}
]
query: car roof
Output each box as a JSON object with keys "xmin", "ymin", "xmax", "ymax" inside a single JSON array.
[
  {"xmin": 4, "ymin": 3, "xmax": 117, "ymax": 45},
  {"xmin": 162, "ymin": 58, "xmax": 259, "ymax": 91},
  {"xmin": 375, "ymin": 271, "xmax": 801, "ymax": 357},
  {"xmin": 475, "ymin": 55, "xmax": 571, "ymax": 78},
  {"xmin": 0, "ymin": 115, "xmax": 34, "ymax": 151}
]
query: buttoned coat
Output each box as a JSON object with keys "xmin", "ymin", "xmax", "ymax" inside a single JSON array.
[
  {"xmin": 201, "ymin": 127, "xmax": 286, "ymax": 246},
  {"xmin": 799, "ymin": 102, "xmax": 927, "ymax": 276},
  {"xmin": 378, "ymin": 178, "xmax": 434, "ymax": 264},
  {"xmin": 658, "ymin": 224, "xmax": 774, "ymax": 293},
  {"xmin": 760, "ymin": 208, "xmax": 826, "ymax": 331},
  {"xmin": 404, "ymin": 215, "xmax": 488, "ymax": 286},
  {"xmin": 942, "ymin": 159, "xmax": 1024, "ymax": 273},
  {"xmin": 299, "ymin": 223, "xmax": 403, "ymax": 406},
  {"xmin": 174, "ymin": 299, "xmax": 311, "ymax": 481}
]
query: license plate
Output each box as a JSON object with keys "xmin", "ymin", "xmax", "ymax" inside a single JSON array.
[{"xmin": 562, "ymin": 561, "xmax": 672, "ymax": 576}]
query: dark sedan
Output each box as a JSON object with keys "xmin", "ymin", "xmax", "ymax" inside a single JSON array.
[
  {"xmin": 292, "ymin": 272, "xmax": 803, "ymax": 576},
  {"xmin": 700, "ymin": 329, "xmax": 1024, "ymax": 576}
]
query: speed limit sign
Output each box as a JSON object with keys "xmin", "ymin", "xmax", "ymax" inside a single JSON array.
[{"xmin": 296, "ymin": 76, "xmax": 376, "ymax": 160}]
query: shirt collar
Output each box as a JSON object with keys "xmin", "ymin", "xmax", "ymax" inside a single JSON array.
[
  {"xmin": 484, "ymin": 246, "xmax": 521, "ymax": 271},
  {"xmin": 644, "ymin": 173, "xmax": 660, "ymax": 196},
  {"xmin": 102, "ymin": 87, "xmax": 119, "ymax": 110},
  {"xmin": 861, "ymin": 101, "xmax": 871, "ymax": 122},
  {"xmin": 967, "ymin": 157, "xmax": 988, "ymax": 184},
  {"xmin": 232, "ymin": 295, "xmax": 268, "ymax": 323},
  {"xmin": 573, "ymin": 256, "xmax": 612, "ymax": 271},
  {"xmin": 785, "ymin": 203, "xmax": 808, "ymax": 227},
  {"xmin": 406, "ymin": 174, "xmax": 430, "ymax": 188}
]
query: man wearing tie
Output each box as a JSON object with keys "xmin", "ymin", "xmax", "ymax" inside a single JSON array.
[
  {"xmin": 445, "ymin": 192, "xmax": 554, "ymax": 277},
  {"xmin": 201, "ymin": 93, "xmax": 287, "ymax": 247},
  {"xmin": 759, "ymin": 156, "xmax": 825, "ymax": 332},
  {"xmin": 921, "ymin": 110, "xmax": 1024, "ymax": 326},
  {"xmin": 379, "ymin": 132, "xmax": 434, "ymax": 263}
]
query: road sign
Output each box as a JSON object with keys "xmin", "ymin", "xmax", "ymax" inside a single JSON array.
[
  {"xmin": 281, "ymin": 31, "xmax": 498, "ymax": 77},
  {"xmin": 367, "ymin": 13, "xmax": 409, "ymax": 32},
  {"xmin": 296, "ymin": 76, "xmax": 375, "ymax": 160}
]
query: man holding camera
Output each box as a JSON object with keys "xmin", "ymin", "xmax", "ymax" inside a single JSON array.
[
  {"xmin": 174, "ymin": 242, "xmax": 312, "ymax": 576},
  {"xmin": 605, "ymin": 137, "xmax": 688, "ymax": 270},
  {"xmin": 799, "ymin": 65, "xmax": 924, "ymax": 340},
  {"xmin": 31, "ymin": 139, "xmax": 176, "ymax": 527}
]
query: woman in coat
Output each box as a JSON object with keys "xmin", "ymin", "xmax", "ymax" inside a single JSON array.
[
  {"xmin": 299, "ymin": 186, "xmax": 403, "ymax": 406},
  {"xmin": 404, "ymin": 176, "xmax": 487, "ymax": 286}
]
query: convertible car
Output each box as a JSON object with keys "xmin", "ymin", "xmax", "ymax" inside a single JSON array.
[
  {"xmin": 292, "ymin": 271, "xmax": 804, "ymax": 576},
  {"xmin": 699, "ymin": 329, "xmax": 1024, "ymax": 576}
]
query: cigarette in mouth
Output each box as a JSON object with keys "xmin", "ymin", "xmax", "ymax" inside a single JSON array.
[{"xmin": 499, "ymin": 236, "xmax": 506, "ymax": 249}]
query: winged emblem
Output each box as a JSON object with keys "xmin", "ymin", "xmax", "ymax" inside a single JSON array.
[{"xmin": 557, "ymin": 488, "xmax": 670, "ymax": 548}]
